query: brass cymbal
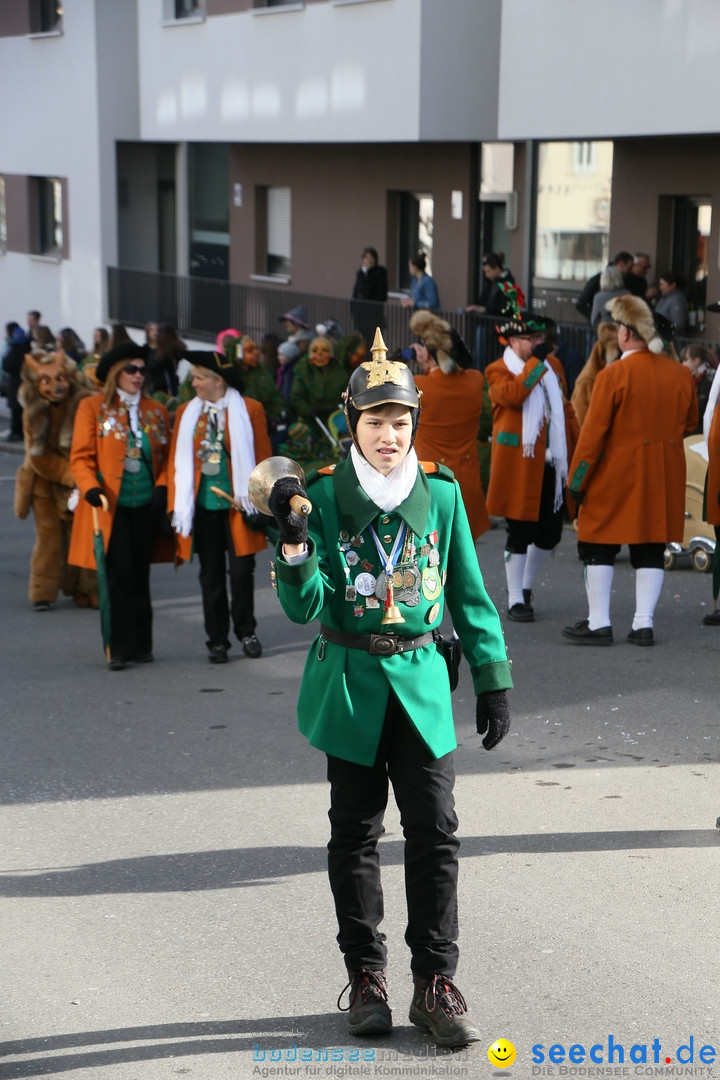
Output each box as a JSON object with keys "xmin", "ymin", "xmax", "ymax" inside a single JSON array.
[{"xmin": 248, "ymin": 456, "xmax": 312, "ymax": 516}]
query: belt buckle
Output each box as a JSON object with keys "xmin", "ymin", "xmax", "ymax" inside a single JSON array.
[{"xmin": 369, "ymin": 633, "xmax": 399, "ymax": 656}]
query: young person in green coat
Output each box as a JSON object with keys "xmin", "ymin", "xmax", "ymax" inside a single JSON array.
[{"xmin": 268, "ymin": 331, "xmax": 513, "ymax": 1048}]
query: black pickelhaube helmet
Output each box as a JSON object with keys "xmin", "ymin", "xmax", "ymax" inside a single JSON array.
[{"xmin": 344, "ymin": 329, "xmax": 421, "ymax": 445}]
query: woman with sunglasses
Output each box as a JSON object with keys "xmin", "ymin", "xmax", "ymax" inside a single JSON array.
[{"xmin": 69, "ymin": 342, "xmax": 172, "ymax": 669}]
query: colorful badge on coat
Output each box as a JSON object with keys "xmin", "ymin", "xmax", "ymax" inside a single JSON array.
[
  {"xmin": 354, "ymin": 572, "xmax": 377, "ymax": 597},
  {"xmin": 421, "ymin": 566, "xmax": 442, "ymax": 601},
  {"xmin": 425, "ymin": 601, "xmax": 441, "ymax": 625}
]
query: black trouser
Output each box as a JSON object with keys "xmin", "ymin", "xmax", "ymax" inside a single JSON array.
[
  {"xmin": 326, "ymin": 692, "xmax": 459, "ymax": 978},
  {"xmin": 577, "ymin": 541, "xmax": 665, "ymax": 569},
  {"xmin": 505, "ymin": 463, "xmax": 564, "ymax": 553},
  {"xmin": 106, "ymin": 503, "xmax": 155, "ymax": 659},
  {"xmin": 193, "ymin": 505, "xmax": 256, "ymax": 650}
]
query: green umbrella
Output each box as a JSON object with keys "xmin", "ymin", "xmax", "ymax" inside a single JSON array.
[{"xmin": 91, "ymin": 501, "xmax": 111, "ymax": 661}]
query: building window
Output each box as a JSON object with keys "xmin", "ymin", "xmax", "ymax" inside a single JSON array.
[
  {"xmin": 163, "ymin": 0, "xmax": 204, "ymax": 20},
  {"xmin": 262, "ymin": 186, "xmax": 291, "ymax": 276},
  {"xmin": 534, "ymin": 140, "xmax": 613, "ymax": 285},
  {"xmin": 393, "ymin": 191, "xmax": 433, "ymax": 290},
  {"xmin": 32, "ymin": 177, "xmax": 63, "ymax": 256},
  {"xmin": 31, "ymin": 0, "xmax": 63, "ymax": 33},
  {"xmin": 253, "ymin": 1, "xmax": 304, "ymax": 9},
  {"xmin": 0, "ymin": 178, "xmax": 6, "ymax": 249},
  {"xmin": 572, "ymin": 140, "xmax": 597, "ymax": 174}
]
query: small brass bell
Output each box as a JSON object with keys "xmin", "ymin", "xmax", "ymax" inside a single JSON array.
[
  {"xmin": 381, "ymin": 578, "xmax": 405, "ymax": 627},
  {"xmin": 381, "ymin": 602, "xmax": 405, "ymax": 627}
]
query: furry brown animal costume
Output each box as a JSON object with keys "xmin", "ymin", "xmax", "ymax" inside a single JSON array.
[
  {"xmin": 570, "ymin": 322, "xmax": 622, "ymax": 428},
  {"xmin": 14, "ymin": 349, "xmax": 97, "ymax": 607},
  {"xmin": 409, "ymin": 310, "xmax": 473, "ymax": 372}
]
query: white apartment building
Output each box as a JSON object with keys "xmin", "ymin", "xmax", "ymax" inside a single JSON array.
[{"xmin": 2, "ymin": 0, "xmax": 720, "ymax": 343}]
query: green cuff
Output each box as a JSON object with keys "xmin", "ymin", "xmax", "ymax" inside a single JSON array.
[
  {"xmin": 274, "ymin": 539, "xmax": 319, "ymax": 585},
  {"xmin": 569, "ymin": 459, "xmax": 589, "ymax": 489},
  {"xmin": 471, "ymin": 660, "xmax": 514, "ymax": 696},
  {"xmin": 523, "ymin": 362, "xmax": 547, "ymax": 389}
]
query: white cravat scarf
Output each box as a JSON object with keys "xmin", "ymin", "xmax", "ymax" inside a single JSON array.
[
  {"xmin": 172, "ymin": 387, "xmax": 256, "ymax": 537},
  {"xmin": 703, "ymin": 365, "xmax": 720, "ymax": 444},
  {"xmin": 503, "ymin": 345, "xmax": 568, "ymax": 510},
  {"xmin": 117, "ymin": 388, "xmax": 141, "ymax": 437},
  {"xmin": 350, "ymin": 444, "xmax": 419, "ymax": 513}
]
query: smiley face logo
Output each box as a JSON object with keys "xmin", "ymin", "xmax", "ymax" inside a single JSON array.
[{"xmin": 488, "ymin": 1039, "xmax": 516, "ymax": 1068}]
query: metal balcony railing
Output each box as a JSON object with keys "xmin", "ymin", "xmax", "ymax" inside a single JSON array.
[{"xmin": 107, "ymin": 266, "xmax": 715, "ymax": 369}]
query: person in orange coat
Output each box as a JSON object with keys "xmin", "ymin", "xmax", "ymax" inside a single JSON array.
[
  {"xmin": 699, "ymin": 361, "xmax": 720, "ymax": 625},
  {"xmin": 563, "ymin": 295, "xmax": 698, "ymax": 646},
  {"xmin": 69, "ymin": 342, "xmax": 172, "ymax": 669},
  {"xmin": 408, "ymin": 311, "xmax": 490, "ymax": 540},
  {"xmin": 484, "ymin": 291, "xmax": 576, "ymax": 622},
  {"xmin": 168, "ymin": 351, "xmax": 272, "ymax": 664}
]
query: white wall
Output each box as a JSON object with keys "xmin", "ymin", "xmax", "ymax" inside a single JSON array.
[
  {"xmin": 0, "ymin": 0, "xmax": 140, "ymax": 338},
  {"xmin": 497, "ymin": 0, "xmax": 720, "ymax": 140},
  {"xmin": 419, "ymin": 0, "xmax": 500, "ymax": 140},
  {"xmin": 138, "ymin": 0, "xmax": 423, "ymax": 143}
]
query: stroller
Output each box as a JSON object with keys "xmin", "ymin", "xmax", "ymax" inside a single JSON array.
[{"xmin": 663, "ymin": 435, "xmax": 716, "ymax": 572}]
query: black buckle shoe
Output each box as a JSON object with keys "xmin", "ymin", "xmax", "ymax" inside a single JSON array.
[
  {"xmin": 242, "ymin": 634, "xmax": 262, "ymax": 659},
  {"xmin": 208, "ymin": 644, "xmax": 228, "ymax": 664},
  {"xmin": 702, "ymin": 609, "xmax": 720, "ymax": 626},
  {"xmin": 508, "ymin": 602, "xmax": 534, "ymax": 622},
  {"xmin": 409, "ymin": 975, "xmax": 480, "ymax": 1047},
  {"xmin": 108, "ymin": 657, "xmax": 128, "ymax": 671},
  {"xmin": 561, "ymin": 619, "xmax": 613, "ymax": 645},
  {"xmin": 338, "ymin": 969, "xmax": 392, "ymax": 1036},
  {"xmin": 627, "ymin": 627, "xmax": 654, "ymax": 646}
]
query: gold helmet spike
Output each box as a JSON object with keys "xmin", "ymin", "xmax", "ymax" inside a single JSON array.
[{"xmin": 370, "ymin": 327, "xmax": 388, "ymax": 364}]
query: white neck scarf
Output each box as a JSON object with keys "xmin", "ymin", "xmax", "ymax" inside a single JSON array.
[
  {"xmin": 350, "ymin": 444, "xmax": 419, "ymax": 513},
  {"xmin": 703, "ymin": 366, "xmax": 720, "ymax": 443},
  {"xmin": 503, "ymin": 345, "xmax": 568, "ymax": 510},
  {"xmin": 172, "ymin": 387, "xmax": 257, "ymax": 537},
  {"xmin": 117, "ymin": 388, "xmax": 141, "ymax": 437}
]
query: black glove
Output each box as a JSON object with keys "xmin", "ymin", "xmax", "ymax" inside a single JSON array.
[
  {"xmin": 267, "ymin": 476, "xmax": 309, "ymax": 546},
  {"xmin": 476, "ymin": 690, "xmax": 511, "ymax": 750},
  {"xmin": 569, "ymin": 488, "xmax": 585, "ymax": 508},
  {"xmin": 717, "ymin": 486, "xmax": 720, "ymax": 506},
  {"xmin": 84, "ymin": 487, "xmax": 104, "ymax": 507},
  {"xmin": 151, "ymin": 485, "xmax": 168, "ymax": 514}
]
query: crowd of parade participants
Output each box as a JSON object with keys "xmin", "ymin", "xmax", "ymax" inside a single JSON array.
[
  {"xmin": 6, "ymin": 282, "xmax": 719, "ymax": 661},
  {"xmin": 4, "ymin": 273, "xmax": 720, "ymax": 1046}
]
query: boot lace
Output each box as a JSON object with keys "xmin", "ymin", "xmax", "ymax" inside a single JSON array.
[
  {"xmin": 424, "ymin": 975, "xmax": 468, "ymax": 1017},
  {"xmin": 337, "ymin": 969, "xmax": 389, "ymax": 1012}
]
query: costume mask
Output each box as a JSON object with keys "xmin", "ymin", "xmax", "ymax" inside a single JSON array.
[
  {"xmin": 25, "ymin": 350, "xmax": 70, "ymax": 403},
  {"xmin": 242, "ymin": 338, "xmax": 260, "ymax": 368},
  {"xmin": 309, "ymin": 337, "xmax": 333, "ymax": 368}
]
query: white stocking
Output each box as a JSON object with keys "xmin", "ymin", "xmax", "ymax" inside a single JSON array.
[
  {"xmin": 522, "ymin": 543, "xmax": 553, "ymax": 591},
  {"xmin": 504, "ymin": 552, "xmax": 527, "ymax": 607},
  {"xmin": 633, "ymin": 568, "xmax": 664, "ymax": 630},
  {"xmin": 585, "ymin": 564, "xmax": 614, "ymax": 630}
]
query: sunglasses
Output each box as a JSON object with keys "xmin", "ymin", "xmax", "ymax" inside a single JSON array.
[{"xmin": 123, "ymin": 364, "xmax": 146, "ymax": 376}]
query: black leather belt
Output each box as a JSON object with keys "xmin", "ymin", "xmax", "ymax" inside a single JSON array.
[{"xmin": 319, "ymin": 623, "xmax": 435, "ymax": 657}]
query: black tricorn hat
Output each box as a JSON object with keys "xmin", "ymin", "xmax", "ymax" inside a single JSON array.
[
  {"xmin": 95, "ymin": 340, "xmax": 148, "ymax": 384},
  {"xmin": 185, "ymin": 350, "xmax": 245, "ymax": 393}
]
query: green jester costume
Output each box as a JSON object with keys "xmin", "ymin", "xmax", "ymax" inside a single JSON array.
[{"xmin": 268, "ymin": 333, "xmax": 513, "ymax": 1048}]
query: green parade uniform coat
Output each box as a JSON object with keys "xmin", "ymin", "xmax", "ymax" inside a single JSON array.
[{"xmin": 274, "ymin": 456, "xmax": 513, "ymax": 766}]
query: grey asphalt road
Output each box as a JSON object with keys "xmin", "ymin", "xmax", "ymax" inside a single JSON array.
[{"xmin": 1, "ymin": 437, "xmax": 719, "ymax": 1080}]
